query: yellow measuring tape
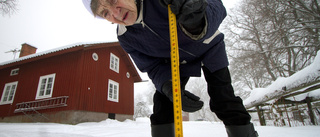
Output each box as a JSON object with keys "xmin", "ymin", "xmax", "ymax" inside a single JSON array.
[{"xmin": 168, "ymin": 6, "xmax": 183, "ymax": 137}]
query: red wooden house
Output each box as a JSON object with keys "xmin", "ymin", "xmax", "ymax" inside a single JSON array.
[{"xmin": 0, "ymin": 42, "xmax": 142, "ymax": 124}]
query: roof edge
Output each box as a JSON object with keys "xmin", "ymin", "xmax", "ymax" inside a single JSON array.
[{"xmin": 0, "ymin": 41, "xmax": 117, "ymax": 67}]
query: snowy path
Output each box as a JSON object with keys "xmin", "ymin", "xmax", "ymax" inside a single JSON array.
[{"xmin": 0, "ymin": 118, "xmax": 319, "ymax": 137}]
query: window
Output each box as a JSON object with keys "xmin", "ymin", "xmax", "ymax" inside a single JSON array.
[
  {"xmin": 92, "ymin": 53, "xmax": 99, "ymax": 61},
  {"xmin": 0, "ymin": 81, "xmax": 18, "ymax": 105},
  {"xmin": 108, "ymin": 79, "xmax": 119, "ymax": 102},
  {"xmin": 110, "ymin": 53, "xmax": 119, "ymax": 73},
  {"xmin": 36, "ymin": 73, "xmax": 56, "ymax": 99},
  {"xmin": 10, "ymin": 68, "xmax": 19, "ymax": 76}
]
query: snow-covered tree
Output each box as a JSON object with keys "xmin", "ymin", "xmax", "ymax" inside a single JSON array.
[
  {"xmin": 134, "ymin": 81, "xmax": 154, "ymax": 119},
  {"xmin": 223, "ymin": 0, "xmax": 319, "ymax": 92},
  {"xmin": 186, "ymin": 76, "xmax": 220, "ymax": 122}
]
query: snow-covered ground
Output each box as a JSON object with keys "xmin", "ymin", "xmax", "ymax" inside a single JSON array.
[{"xmin": 0, "ymin": 118, "xmax": 319, "ymax": 137}]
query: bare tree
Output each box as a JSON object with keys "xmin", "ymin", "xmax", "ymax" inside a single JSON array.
[
  {"xmin": 134, "ymin": 101, "xmax": 152, "ymax": 119},
  {"xmin": 134, "ymin": 81, "xmax": 154, "ymax": 119},
  {"xmin": 223, "ymin": 0, "xmax": 319, "ymax": 91},
  {"xmin": 0, "ymin": 0, "xmax": 18, "ymax": 16}
]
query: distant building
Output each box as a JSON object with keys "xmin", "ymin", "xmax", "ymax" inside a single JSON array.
[{"xmin": 0, "ymin": 42, "xmax": 142, "ymax": 124}]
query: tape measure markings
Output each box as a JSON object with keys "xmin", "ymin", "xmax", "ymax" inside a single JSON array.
[{"xmin": 168, "ymin": 5, "xmax": 183, "ymax": 137}]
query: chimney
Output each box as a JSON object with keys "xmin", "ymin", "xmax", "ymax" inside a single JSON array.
[{"xmin": 19, "ymin": 43, "xmax": 37, "ymax": 58}]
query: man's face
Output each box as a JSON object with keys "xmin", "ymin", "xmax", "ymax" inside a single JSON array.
[{"xmin": 95, "ymin": 0, "xmax": 138, "ymax": 26}]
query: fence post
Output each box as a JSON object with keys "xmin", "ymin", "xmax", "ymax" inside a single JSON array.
[
  {"xmin": 256, "ymin": 105, "xmax": 266, "ymax": 126},
  {"xmin": 306, "ymin": 97, "xmax": 315, "ymax": 125}
]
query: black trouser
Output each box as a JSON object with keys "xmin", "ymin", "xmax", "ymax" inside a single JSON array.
[{"xmin": 150, "ymin": 66, "xmax": 251, "ymax": 126}]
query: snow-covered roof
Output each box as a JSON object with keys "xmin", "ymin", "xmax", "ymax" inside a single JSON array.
[
  {"xmin": 0, "ymin": 41, "xmax": 117, "ymax": 67},
  {"xmin": 244, "ymin": 51, "xmax": 320, "ymax": 109}
]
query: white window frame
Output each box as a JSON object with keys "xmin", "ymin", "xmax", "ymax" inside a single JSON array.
[
  {"xmin": 110, "ymin": 53, "xmax": 120, "ymax": 73},
  {"xmin": 108, "ymin": 79, "xmax": 119, "ymax": 102},
  {"xmin": 0, "ymin": 81, "xmax": 18, "ymax": 105},
  {"xmin": 36, "ymin": 73, "xmax": 56, "ymax": 99},
  {"xmin": 10, "ymin": 68, "xmax": 19, "ymax": 76}
]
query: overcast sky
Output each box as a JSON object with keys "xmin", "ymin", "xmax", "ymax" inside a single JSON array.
[{"xmin": 0, "ymin": 0, "xmax": 239, "ymax": 63}]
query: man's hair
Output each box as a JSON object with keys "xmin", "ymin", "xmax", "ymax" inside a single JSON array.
[{"xmin": 90, "ymin": 0, "xmax": 100, "ymax": 17}]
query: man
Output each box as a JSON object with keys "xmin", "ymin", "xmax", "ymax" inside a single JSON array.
[{"xmin": 82, "ymin": 0, "xmax": 258, "ymax": 136}]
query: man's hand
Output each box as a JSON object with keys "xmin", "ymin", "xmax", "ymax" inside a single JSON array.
[
  {"xmin": 162, "ymin": 80, "xmax": 204, "ymax": 112},
  {"xmin": 159, "ymin": 0, "xmax": 207, "ymax": 35}
]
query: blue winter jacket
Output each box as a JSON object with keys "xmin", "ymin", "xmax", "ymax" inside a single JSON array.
[{"xmin": 117, "ymin": 0, "xmax": 228, "ymax": 92}]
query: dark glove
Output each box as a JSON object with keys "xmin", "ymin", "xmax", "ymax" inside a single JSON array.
[
  {"xmin": 162, "ymin": 80, "xmax": 204, "ymax": 112},
  {"xmin": 159, "ymin": 0, "xmax": 207, "ymax": 34}
]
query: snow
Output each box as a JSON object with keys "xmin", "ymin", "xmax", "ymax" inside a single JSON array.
[
  {"xmin": 0, "ymin": 118, "xmax": 320, "ymax": 137},
  {"xmin": 287, "ymin": 88, "xmax": 320, "ymax": 101},
  {"xmin": 244, "ymin": 51, "xmax": 320, "ymax": 108}
]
